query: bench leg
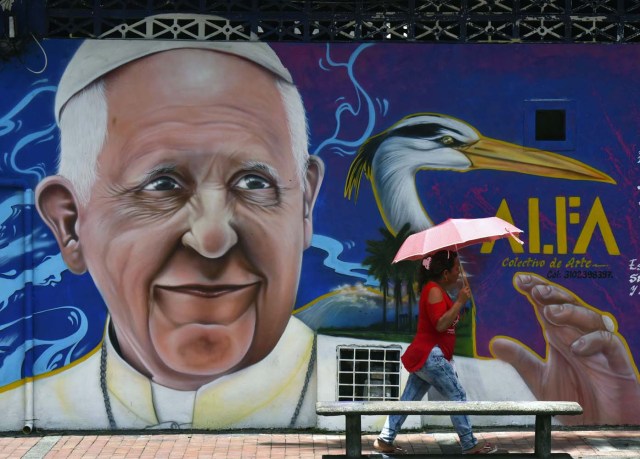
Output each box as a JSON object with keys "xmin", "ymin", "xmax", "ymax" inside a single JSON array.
[
  {"xmin": 534, "ymin": 414, "xmax": 551, "ymax": 459},
  {"xmin": 345, "ymin": 414, "xmax": 362, "ymax": 458}
]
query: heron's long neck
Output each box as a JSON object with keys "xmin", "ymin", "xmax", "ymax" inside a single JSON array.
[{"xmin": 372, "ymin": 153, "xmax": 433, "ymax": 233}]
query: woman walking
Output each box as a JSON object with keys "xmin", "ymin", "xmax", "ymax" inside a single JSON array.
[{"xmin": 373, "ymin": 250, "xmax": 497, "ymax": 455}]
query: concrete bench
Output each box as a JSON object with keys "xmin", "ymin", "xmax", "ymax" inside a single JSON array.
[{"xmin": 316, "ymin": 400, "xmax": 583, "ymax": 459}]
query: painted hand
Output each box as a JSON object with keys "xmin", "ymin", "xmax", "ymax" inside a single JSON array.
[{"xmin": 490, "ymin": 272, "xmax": 640, "ymax": 425}]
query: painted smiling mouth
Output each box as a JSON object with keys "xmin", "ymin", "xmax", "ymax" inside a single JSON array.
[{"xmin": 157, "ymin": 283, "xmax": 259, "ymax": 298}]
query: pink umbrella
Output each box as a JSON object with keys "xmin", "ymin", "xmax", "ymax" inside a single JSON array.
[{"xmin": 392, "ymin": 216, "xmax": 524, "ymax": 263}]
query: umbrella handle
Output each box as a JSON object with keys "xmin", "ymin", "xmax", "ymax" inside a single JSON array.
[
  {"xmin": 457, "ymin": 258, "xmax": 474, "ymax": 320},
  {"xmin": 459, "ymin": 263, "xmax": 469, "ymax": 288},
  {"xmin": 453, "ymin": 245, "xmax": 473, "ymax": 318}
]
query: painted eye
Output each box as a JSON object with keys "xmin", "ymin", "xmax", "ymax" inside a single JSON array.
[
  {"xmin": 232, "ymin": 172, "xmax": 279, "ymax": 206},
  {"xmin": 235, "ymin": 174, "xmax": 272, "ymax": 190},
  {"xmin": 143, "ymin": 176, "xmax": 182, "ymax": 191},
  {"xmin": 441, "ymin": 135, "xmax": 455, "ymax": 145}
]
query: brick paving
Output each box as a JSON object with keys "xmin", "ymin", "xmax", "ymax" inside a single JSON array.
[{"xmin": 0, "ymin": 429, "xmax": 639, "ymax": 458}]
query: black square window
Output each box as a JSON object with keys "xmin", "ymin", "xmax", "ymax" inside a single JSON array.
[
  {"xmin": 337, "ymin": 345, "xmax": 402, "ymax": 401},
  {"xmin": 535, "ymin": 109, "xmax": 566, "ymax": 141}
]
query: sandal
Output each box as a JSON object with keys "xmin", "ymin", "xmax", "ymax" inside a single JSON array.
[
  {"xmin": 463, "ymin": 441, "xmax": 498, "ymax": 454},
  {"xmin": 373, "ymin": 437, "xmax": 406, "ymax": 454}
]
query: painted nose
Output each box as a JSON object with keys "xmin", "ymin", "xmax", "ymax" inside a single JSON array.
[{"xmin": 181, "ymin": 191, "xmax": 238, "ymax": 259}]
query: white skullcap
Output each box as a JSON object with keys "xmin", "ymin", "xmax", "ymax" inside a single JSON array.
[{"xmin": 54, "ymin": 39, "xmax": 293, "ymax": 124}]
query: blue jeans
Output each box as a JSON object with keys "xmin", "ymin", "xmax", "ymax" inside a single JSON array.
[{"xmin": 379, "ymin": 346, "xmax": 477, "ymax": 452}]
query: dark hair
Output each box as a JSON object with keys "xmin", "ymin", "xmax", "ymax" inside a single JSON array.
[{"xmin": 418, "ymin": 250, "xmax": 458, "ymax": 287}]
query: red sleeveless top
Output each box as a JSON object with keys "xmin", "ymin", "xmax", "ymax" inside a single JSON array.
[{"xmin": 401, "ymin": 281, "xmax": 459, "ymax": 372}]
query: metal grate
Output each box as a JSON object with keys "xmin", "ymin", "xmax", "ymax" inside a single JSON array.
[
  {"xmin": 337, "ymin": 345, "xmax": 401, "ymax": 401},
  {"xmin": 33, "ymin": 0, "xmax": 640, "ymax": 43}
]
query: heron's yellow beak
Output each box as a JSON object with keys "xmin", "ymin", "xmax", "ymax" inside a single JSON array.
[{"xmin": 461, "ymin": 137, "xmax": 615, "ymax": 184}]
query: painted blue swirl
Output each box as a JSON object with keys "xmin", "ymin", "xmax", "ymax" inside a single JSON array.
[
  {"xmin": 0, "ymin": 306, "xmax": 89, "ymax": 386},
  {"xmin": 311, "ymin": 234, "xmax": 378, "ymax": 287},
  {"xmin": 312, "ymin": 43, "xmax": 386, "ymax": 157},
  {"xmin": 0, "ymin": 80, "xmax": 57, "ymax": 182}
]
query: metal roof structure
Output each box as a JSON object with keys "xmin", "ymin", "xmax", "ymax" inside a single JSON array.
[{"xmin": 2, "ymin": 0, "xmax": 640, "ymax": 43}]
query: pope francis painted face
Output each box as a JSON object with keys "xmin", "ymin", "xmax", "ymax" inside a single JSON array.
[{"xmin": 36, "ymin": 47, "xmax": 324, "ymax": 391}]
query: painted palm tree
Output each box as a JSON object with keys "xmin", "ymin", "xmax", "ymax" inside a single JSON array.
[
  {"xmin": 395, "ymin": 254, "xmax": 419, "ymax": 331},
  {"xmin": 362, "ymin": 231, "xmax": 393, "ymax": 331},
  {"xmin": 363, "ymin": 223, "xmax": 415, "ymax": 332},
  {"xmin": 387, "ymin": 224, "xmax": 415, "ymax": 331}
]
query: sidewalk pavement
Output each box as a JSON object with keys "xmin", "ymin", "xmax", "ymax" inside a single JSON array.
[{"xmin": 1, "ymin": 428, "xmax": 639, "ymax": 458}]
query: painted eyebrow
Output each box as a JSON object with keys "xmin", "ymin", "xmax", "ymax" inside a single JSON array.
[
  {"xmin": 239, "ymin": 161, "xmax": 281, "ymax": 182},
  {"xmin": 142, "ymin": 164, "xmax": 180, "ymax": 179}
]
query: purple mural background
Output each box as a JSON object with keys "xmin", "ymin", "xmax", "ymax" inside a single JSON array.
[{"xmin": 0, "ymin": 39, "xmax": 638, "ymax": 428}]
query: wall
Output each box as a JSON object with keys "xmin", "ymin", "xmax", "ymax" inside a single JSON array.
[{"xmin": 0, "ymin": 39, "xmax": 638, "ymax": 431}]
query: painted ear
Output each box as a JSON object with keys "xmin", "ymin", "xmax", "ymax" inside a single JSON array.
[
  {"xmin": 35, "ymin": 176, "xmax": 87, "ymax": 274},
  {"xmin": 302, "ymin": 155, "xmax": 325, "ymax": 249}
]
